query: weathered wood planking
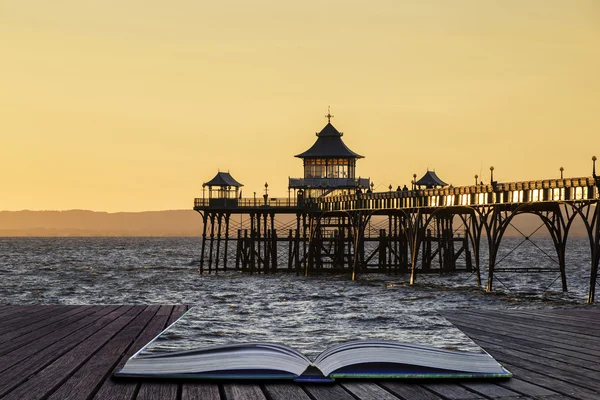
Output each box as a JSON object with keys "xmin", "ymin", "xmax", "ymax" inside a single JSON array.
[{"xmin": 1, "ymin": 305, "xmax": 599, "ymax": 399}]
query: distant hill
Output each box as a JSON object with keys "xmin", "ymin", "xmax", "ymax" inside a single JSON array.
[
  {"xmin": 0, "ymin": 210, "xmax": 201, "ymax": 236},
  {"xmin": 0, "ymin": 209, "xmax": 590, "ymax": 237}
]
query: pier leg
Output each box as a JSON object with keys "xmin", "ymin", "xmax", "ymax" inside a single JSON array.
[
  {"xmin": 214, "ymin": 213, "xmax": 223, "ymax": 273},
  {"xmin": 235, "ymin": 229, "xmax": 242, "ymax": 270},
  {"xmin": 263, "ymin": 213, "xmax": 269, "ymax": 273},
  {"xmin": 250, "ymin": 214, "xmax": 256, "ymax": 275},
  {"xmin": 287, "ymin": 229, "xmax": 293, "ymax": 271},
  {"xmin": 295, "ymin": 214, "xmax": 301, "ymax": 274},
  {"xmin": 588, "ymin": 204, "xmax": 599, "ymax": 303},
  {"xmin": 207, "ymin": 213, "xmax": 216, "ymax": 274},
  {"xmin": 256, "ymin": 213, "xmax": 261, "ymax": 273},
  {"xmin": 302, "ymin": 214, "xmax": 308, "ymax": 274},
  {"xmin": 223, "ymin": 213, "xmax": 230, "ymax": 271},
  {"xmin": 199, "ymin": 212, "xmax": 208, "ymax": 274},
  {"xmin": 270, "ymin": 214, "xmax": 277, "ymax": 272}
]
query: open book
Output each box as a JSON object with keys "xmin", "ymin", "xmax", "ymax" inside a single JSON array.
[{"xmin": 115, "ymin": 310, "xmax": 511, "ymax": 382}]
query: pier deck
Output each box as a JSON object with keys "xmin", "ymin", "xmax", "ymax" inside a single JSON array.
[{"xmin": 1, "ymin": 304, "xmax": 599, "ymax": 399}]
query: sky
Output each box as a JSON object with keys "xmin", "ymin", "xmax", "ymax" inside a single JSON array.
[{"xmin": 1, "ymin": 0, "xmax": 599, "ymax": 212}]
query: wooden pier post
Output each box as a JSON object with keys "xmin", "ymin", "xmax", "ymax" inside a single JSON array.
[
  {"xmin": 207, "ymin": 213, "xmax": 216, "ymax": 274},
  {"xmin": 214, "ymin": 213, "xmax": 223, "ymax": 273},
  {"xmin": 235, "ymin": 229, "xmax": 242, "ymax": 270},
  {"xmin": 223, "ymin": 213, "xmax": 230, "ymax": 271},
  {"xmin": 199, "ymin": 212, "xmax": 208, "ymax": 274},
  {"xmin": 250, "ymin": 213, "xmax": 256, "ymax": 275}
]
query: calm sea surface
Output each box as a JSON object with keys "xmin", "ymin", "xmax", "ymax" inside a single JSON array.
[{"xmin": 0, "ymin": 237, "xmax": 596, "ymax": 357}]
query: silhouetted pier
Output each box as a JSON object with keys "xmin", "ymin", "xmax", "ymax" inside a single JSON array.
[{"xmin": 193, "ymin": 115, "xmax": 600, "ymax": 302}]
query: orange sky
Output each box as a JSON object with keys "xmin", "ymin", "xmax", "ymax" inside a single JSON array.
[{"xmin": 1, "ymin": 0, "xmax": 599, "ymax": 212}]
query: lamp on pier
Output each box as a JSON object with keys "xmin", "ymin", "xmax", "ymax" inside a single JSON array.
[
  {"xmin": 389, "ymin": 184, "xmax": 392, "ymax": 192},
  {"xmin": 474, "ymin": 174, "xmax": 478, "ymax": 185},
  {"xmin": 560, "ymin": 167, "xmax": 564, "ymax": 179},
  {"xmin": 490, "ymin": 166, "xmax": 495, "ymax": 183},
  {"xmin": 593, "ymin": 156, "xmax": 597, "ymax": 177},
  {"xmin": 412, "ymin": 173, "xmax": 417, "ymax": 190},
  {"xmin": 264, "ymin": 182, "xmax": 269, "ymax": 205},
  {"xmin": 370, "ymin": 182, "xmax": 374, "ymax": 193},
  {"xmin": 202, "ymin": 183, "xmax": 206, "ymax": 201}
]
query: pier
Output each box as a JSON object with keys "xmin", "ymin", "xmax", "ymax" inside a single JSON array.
[
  {"xmin": 2, "ymin": 304, "xmax": 600, "ymax": 399},
  {"xmin": 194, "ymin": 117, "xmax": 600, "ymax": 302}
]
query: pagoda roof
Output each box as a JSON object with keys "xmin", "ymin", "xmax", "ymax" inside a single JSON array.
[
  {"xmin": 295, "ymin": 122, "xmax": 364, "ymax": 159},
  {"xmin": 415, "ymin": 170, "xmax": 447, "ymax": 188},
  {"xmin": 204, "ymin": 172, "xmax": 243, "ymax": 187}
]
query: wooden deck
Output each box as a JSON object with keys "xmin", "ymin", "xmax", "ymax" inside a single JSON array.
[{"xmin": 1, "ymin": 305, "xmax": 599, "ymax": 399}]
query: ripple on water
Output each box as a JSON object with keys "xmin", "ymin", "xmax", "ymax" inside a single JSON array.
[{"xmin": 1, "ymin": 237, "xmax": 597, "ymax": 351}]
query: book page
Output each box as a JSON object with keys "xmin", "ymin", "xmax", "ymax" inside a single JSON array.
[{"xmin": 137, "ymin": 298, "xmax": 484, "ymax": 361}]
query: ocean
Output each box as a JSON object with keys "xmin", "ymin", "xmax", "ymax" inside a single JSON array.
[{"xmin": 0, "ymin": 236, "xmax": 595, "ymax": 356}]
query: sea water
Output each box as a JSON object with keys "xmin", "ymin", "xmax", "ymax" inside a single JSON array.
[{"xmin": 0, "ymin": 237, "xmax": 595, "ymax": 356}]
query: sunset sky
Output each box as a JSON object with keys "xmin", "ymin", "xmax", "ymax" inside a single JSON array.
[{"xmin": 2, "ymin": 0, "xmax": 599, "ymax": 212}]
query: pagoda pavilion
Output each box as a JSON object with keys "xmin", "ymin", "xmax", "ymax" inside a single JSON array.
[
  {"xmin": 202, "ymin": 171, "xmax": 243, "ymax": 207},
  {"xmin": 289, "ymin": 111, "xmax": 370, "ymax": 198},
  {"xmin": 414, "ymin": 170, "xmax": 447, "ymax": 189}
]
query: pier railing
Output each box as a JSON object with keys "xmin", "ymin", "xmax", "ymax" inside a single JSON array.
[
  {"xmin": 194, "ymin": 197, "xmax": 298, "ymax": 209},
  {"xmin": 194, "ymin": 176, "xmax": 599, "ymax": 211},
  {"xmin": 308, "ymin": 176, "xmax": 599, "ymax": 212}
]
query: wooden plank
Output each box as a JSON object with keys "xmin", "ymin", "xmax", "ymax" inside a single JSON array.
[
  {"xmin": 0, "ymin": 305, "xmax": 72, "ymax": 335},
  {"xmin": 538, "ymin": 345, "xmax": 600, "ymax": 363},
  {"xmin": 303, "ymin": 384, "xmax": 352, "ymax": 400},
  {"xmin": 136, "ymin": 306, "xmax": 183, "ymax": 399},
  {"xmin": 497, "ymin": 362, "xmax": 600, "ymax": 400},
  {"xmin": 448, "ymin": 318, "xmax": 600, "ymax": 362},
  {"xmin": 263, "ymin": 383, "xmax": 311, "ymax": 400},
  {"xmin": 136, "ymin": 382, "xmax": 178, "ymax": 400},
  {"xmin": 181, "ymin": 383, "xmax": 221, "ymax": 400},
  {"xmin": 495, "ymin": 377, "xmax": 561, "ymax": 398},
  {"xmin": 342, "ymin": 382, "xmax": 402, "ymax": 399},
  {"xmin": 453, "ymin": 325, "xmax": 600, "ymax": 371},
  {"xmin": 506, "ymin": 309, "xmax": 600, "ymax": 325},
  {"xmin": 449, "ymin": 311, "xmax": 600, "ymax": 345},
  {"xmin": 421, "ymin": 383, "xmax": 484, "ymax": 399},
  {"xmin": 94, "ymin": 305, "xmax": 187, "ymax": 400},
  {"xmin": 0, "ymin": 305, "xmax": 140, "ymax": 400},
  {"xmin": 223, "ymin": 383, "xmax": 267, "ymax": 400},
  {"xmin": 458, "ymin": 381, "xmax": 525, "ymax": 399},
  {"xmin": 463, "ymin": 310, "xmax": 600, "ymax": 338},
  {"xmin": 467, "ymin": 342, "xmax": 600, "ymax": 389},
  {"xmin": 0, "ymin": 305, "xmax": 36, "ymax": 319},
  {"xmin": 168, "ymin": 304, "xmax": 189, "ymax": 325},
  {"xmin": 445, "ymin": 313, "xmax": 600, "ymax": 356},
  {"xmin": 0, "ymin": 305, "xmax": 123, "ymax": 378},
  {"xmin": 46, "ymin": 305, "xmax": 164, "ymax": 400},
  {"xmin": 379, "ymin": 382, "xmax": 444, "ymax": 400},
  {"xmin": 0, "ymin": 305, "xmax": 97, "ymax": 352}
]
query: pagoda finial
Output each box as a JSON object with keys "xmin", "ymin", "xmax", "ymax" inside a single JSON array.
[{"xmin": 325, "ymin": 106, "xmax": 334, "ymax": 123}]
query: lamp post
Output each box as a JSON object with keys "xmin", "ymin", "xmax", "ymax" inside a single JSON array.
[
  {"xmin": 202, "ymin": 183, "xmax": 206, "ymax": 202},
  {"xmin": 474, "ymin": 174, "xmax": 478, "ymax": 185},
  {"xmin": 490, "ymin": 166, "xmax": 494, "ymax": 183},
  {"xmin": 413, "ymin": 174, "xmax": 417, "ymax": 190},
  {"xmin": 560, "ymin": 167, "xmax": 564, "ymax": 179},
  {"xmin": 593, "ymin": 156, "xmax": 597, "ymax": 176},
  {"xmin": 264, "ymin": 182, "xmax": 269, "ymax": 205},
  {"xmin": 388, "ymin": 184, "xmax": 392, "ymax": 192},
  {"xmin": 370, "ymin": 182, "xmax": 374, "ymax": 193}
]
